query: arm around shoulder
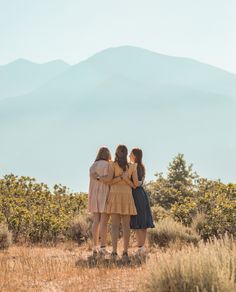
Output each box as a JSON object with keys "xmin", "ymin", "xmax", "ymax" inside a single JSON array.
[
  {"xmin": 131, "ymin": 163, "xmax": 139, "ymax": 188},
  {"xmin": 99, "ymin": 161, "xmax": 115, "ymax": 184}
]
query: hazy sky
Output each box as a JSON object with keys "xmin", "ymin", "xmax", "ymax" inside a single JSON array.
[{"xmin": 0, "ymin": 0, "xmax": 235, "ymax": 73}]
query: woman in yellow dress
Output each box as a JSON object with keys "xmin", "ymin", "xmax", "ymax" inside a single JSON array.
[{"xmin": 99, "ymin": 145, "xmax": 139, "ymax": 257}]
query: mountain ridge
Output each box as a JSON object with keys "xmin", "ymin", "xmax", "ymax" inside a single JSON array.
[
  {"xmin": 0, "ymin": 58, "xmax": 70, "ymax": 100},
  {"xmin": 0, "ymin": 46, "xmax": 235, "ymax": 191},
  {"xmin": 0, "ymin": 58, "xmax": 70, "ymax": 67}
]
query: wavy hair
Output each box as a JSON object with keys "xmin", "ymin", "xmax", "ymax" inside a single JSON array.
[
  {"xmin": 95, "ymin": 147, "xmax": 111, "ymax": 162},
  {"xmin": 131, "ymin": 148, "xmax": 145, "ymax": 179},
  {"xmin": 114, "ymin": 145, "xmax": 129, "ymax": 171}
]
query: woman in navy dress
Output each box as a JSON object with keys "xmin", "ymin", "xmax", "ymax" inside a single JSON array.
[{"xmin": 127, "ymin": 148, "xmax": 154, "ymax": 253}]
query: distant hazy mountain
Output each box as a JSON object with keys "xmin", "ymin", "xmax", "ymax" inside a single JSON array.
[
  {"xmin": 0, "ymin": 59, "xmax": 70, "ymax": 100},
  {"xmin": 0, "ymin": 46, "xmax": 235, "ymax": 191}
]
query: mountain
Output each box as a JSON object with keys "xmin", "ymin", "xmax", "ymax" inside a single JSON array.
[
  {"xmin": 0, "ymin": 46, "xmax": 235, "ymax": 191},
  {"xmin": 0, "ymin": 58, "xmax": 70, "ymax": 100}
]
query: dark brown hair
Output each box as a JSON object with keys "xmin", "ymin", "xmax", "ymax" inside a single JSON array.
[
  {"xmin": 95, "ymin": 147, "xmax": 111, "ymax": 162},
  {"xmin": 114, "ymin": 145, "xmax": 129, "ymax": 171},
  {"xmin": 131, "ymin": 148, "xmax": 145, "ymax": 179}
]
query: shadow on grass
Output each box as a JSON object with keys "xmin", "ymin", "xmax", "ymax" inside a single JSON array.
[{"xmin": 75, "ymin": 252, "xmax": 148, "ymax": 268}]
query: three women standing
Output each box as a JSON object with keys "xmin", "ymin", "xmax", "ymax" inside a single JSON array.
[{"xmin": 88, "ymin": 145, "xmax": 154, "ymax": 258}]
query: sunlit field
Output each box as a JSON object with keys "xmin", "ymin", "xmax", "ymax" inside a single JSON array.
[
  {"xmin": 1, "ymin": 155, "xmax": 235, "ymax": 291},
  {"xmin": 1, "ymin": 235, "xmax": 235, "ymax": 292},
  {"xmin": 0, "ymin": 241, "xmax": 146, "ymax": 292}
]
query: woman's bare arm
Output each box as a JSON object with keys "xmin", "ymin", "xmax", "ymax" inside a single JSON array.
[
  {"xmin": 108, "ymin": 176, "xmax": 123, "ymax": 185},
  {"xmin": 120, "ymin": 164, "xmax": 140, "ymax": 189},
  {"xmin": 91, "ymin": 171, "xmax": 122, "ymax": 185},
  {"xmin": 121, "ymin": 172, "xmax": 136, "ymax": 188},
  {"xmin": 122, "ymin": 174, "xmax": 143, "ymax": 188},
  {"xmin": 98, "ymin": 163, "xmax": 122, "ymax": 185},
  {"xmin": 123, "ymin": 177, "xmax": 136, "ymax": 188},
  {"xmin": 131, "ymin": 164, "xmax": 140, "ymax": 188}
]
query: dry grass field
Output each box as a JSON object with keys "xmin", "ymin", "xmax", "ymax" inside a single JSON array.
[
  {"xmin": 1, "ymin": 167, "xmax": 235, "ymax": 291},
  {"xmin": 1, "ymin": 236, "xmax": 236, "ymax": 292},
  {"xmin": 0, "ymin": 241, "xmax": 149, "ymax": 292}
]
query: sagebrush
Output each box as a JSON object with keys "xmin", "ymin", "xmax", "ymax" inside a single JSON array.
[
  {"xmin": 148, "ymin": 217, "xmax": 200, "ymax": 247},
  {"xmin": 0, "ymin": 223, "xmax": 12, "ymax": 249}
]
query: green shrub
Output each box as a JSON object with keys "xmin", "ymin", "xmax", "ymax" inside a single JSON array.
[
  {"xmin": 151, "ymin": 204, "xmax": 169, "ymax": 222},
  {"xmin": 67, "ymin": 213, "xmax": 92, "ymax": 244},
  {"xmin": 148, "ymin": 217, "xmax": 200, "ymax": 247},
  {"xmin": 0, "ymin": 223, "xmax": 12, "ymax": 249},
  {"xmin": 146, "ymin": 154, "xmax": 198, "ymax": 209},
  {"xmin": 171, "ymin": 182, "xmax": 236, "ymax": 239},
  {"xmin": 0, "ymin": 174, "xmax": 88, "ymax": 243},
  {"xmin": 146, "ymin": 154, "xmax": 236, "ymax": 241},
  {"xmin": 171, "ymin": 196, "xmax": 198, "ymax": 225},
  {"xmin": 143, "ymin": 235, "xmax": 236, "ymax": 292}
]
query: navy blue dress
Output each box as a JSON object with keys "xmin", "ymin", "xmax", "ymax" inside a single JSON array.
[{"xmin": 130, "ymin": 170, "xmax": 155, "ymax": 229}]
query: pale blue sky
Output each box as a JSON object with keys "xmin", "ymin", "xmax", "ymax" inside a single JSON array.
[{"xmin": 0, "ymin": 0, "xmax": 235, "ymax": 73}]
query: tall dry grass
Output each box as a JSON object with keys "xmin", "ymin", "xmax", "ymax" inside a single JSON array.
[
  {"xmin": 67, "ymin": 213, "xmax": 92, "ymax": 244},
  {"xmin": 0, "ymin": 224, "xmax": 12, "ymax": 250},
  {"xmin": 143, "ymin": 234, "xmax": 236, "ymax": 292},
  {"xmin": 148, "ymin": 217, "xmax": 200, "ymax": 248}
]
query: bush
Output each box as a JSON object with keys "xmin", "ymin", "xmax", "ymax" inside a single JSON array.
[
  {"xmin": 148, "ymin": 217, "xmax": 200, "ymax": 247},
  {"xmin": 0, "ymin": 224, "xmax": 12, "ymax": 249},
  {"xmin": 171, "ymin": 181, "xmax": 236, "ymax": 239},
  {"xmin": 143, "ymin": 235, "xmax": 236, "ymax": 292},
  {"xmin": 191, "ymin": 212, "xmax": 208, "ymax": 238},
  {"xmin": 146, "ymin": 155, "xmax": 236, "ymax": 241},
  {"xmin": 67, "ymin": 213, "xmax": 92, "ymax": 244},
  {"xmin": 0, "ymin": 174, "xmax": 88, "ymax": 243},
  {"xmin": 151, "ymin": 204, "xmax": 169, "ymax": 223},
  {"xmin": 171, "ymin": 196, "xmax": 198, "ymax": 225},
  {"xmin": 146, "ymin": 154, "xmax": 198, "ymax": 209}
]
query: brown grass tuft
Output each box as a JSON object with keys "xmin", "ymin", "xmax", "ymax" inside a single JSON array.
[
  {"xmin": 67, "ymin": 213, "xmax": 92, "ymax": 244},
  {"xmin": 143, "ymin": 234, "xmax": 236, "ymax": 292},
  {"xmin": 148, "ymin": 217, "xmax": 200, "ymax": 248},
  {"xmin": 0, "ymin": 224, "xmax": 12, "ymax": 250}
]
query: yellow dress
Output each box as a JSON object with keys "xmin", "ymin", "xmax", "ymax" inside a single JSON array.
[{"xmin": 104, "ymin": 162, "xmax": 137, "ymax": 215}]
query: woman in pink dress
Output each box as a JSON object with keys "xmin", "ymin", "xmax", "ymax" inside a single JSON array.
[{"xmin": 88, "ymin": 147, "xmax": 111, "ymax": 255}]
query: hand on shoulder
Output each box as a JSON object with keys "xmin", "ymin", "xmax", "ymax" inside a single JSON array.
[{"xmin": 131, "ymin": 162, "xmax": 138, "ymax": 171}]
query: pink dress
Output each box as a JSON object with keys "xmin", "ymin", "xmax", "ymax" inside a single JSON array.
[{"xmin": 88, "ymin": 160, "xmax": 110, "ymax": 213}]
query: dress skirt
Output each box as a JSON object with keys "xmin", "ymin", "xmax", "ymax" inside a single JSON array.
[
  {"xmin": 88, "ymin": 160, "xmax": 110, "ymax": 213},
  {"xmin": 104, "ymin": 182, "xmax": 137, "ymax": 215},
  {"xmin": 130, "ymin": 186, "xmax": 155, "ymax": 229}
]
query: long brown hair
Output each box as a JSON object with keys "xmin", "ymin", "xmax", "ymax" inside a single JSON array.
[
  {"xmin": 131, "ymin": 148, "xmax": 145, "ymax": 179},
  {"xmin": 95, "ymin": 147, "xmax": 111, "ymax": 162},
  {"xmin": 114, "ymin": 145, "xmax": 128, "ymax": 171}
]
